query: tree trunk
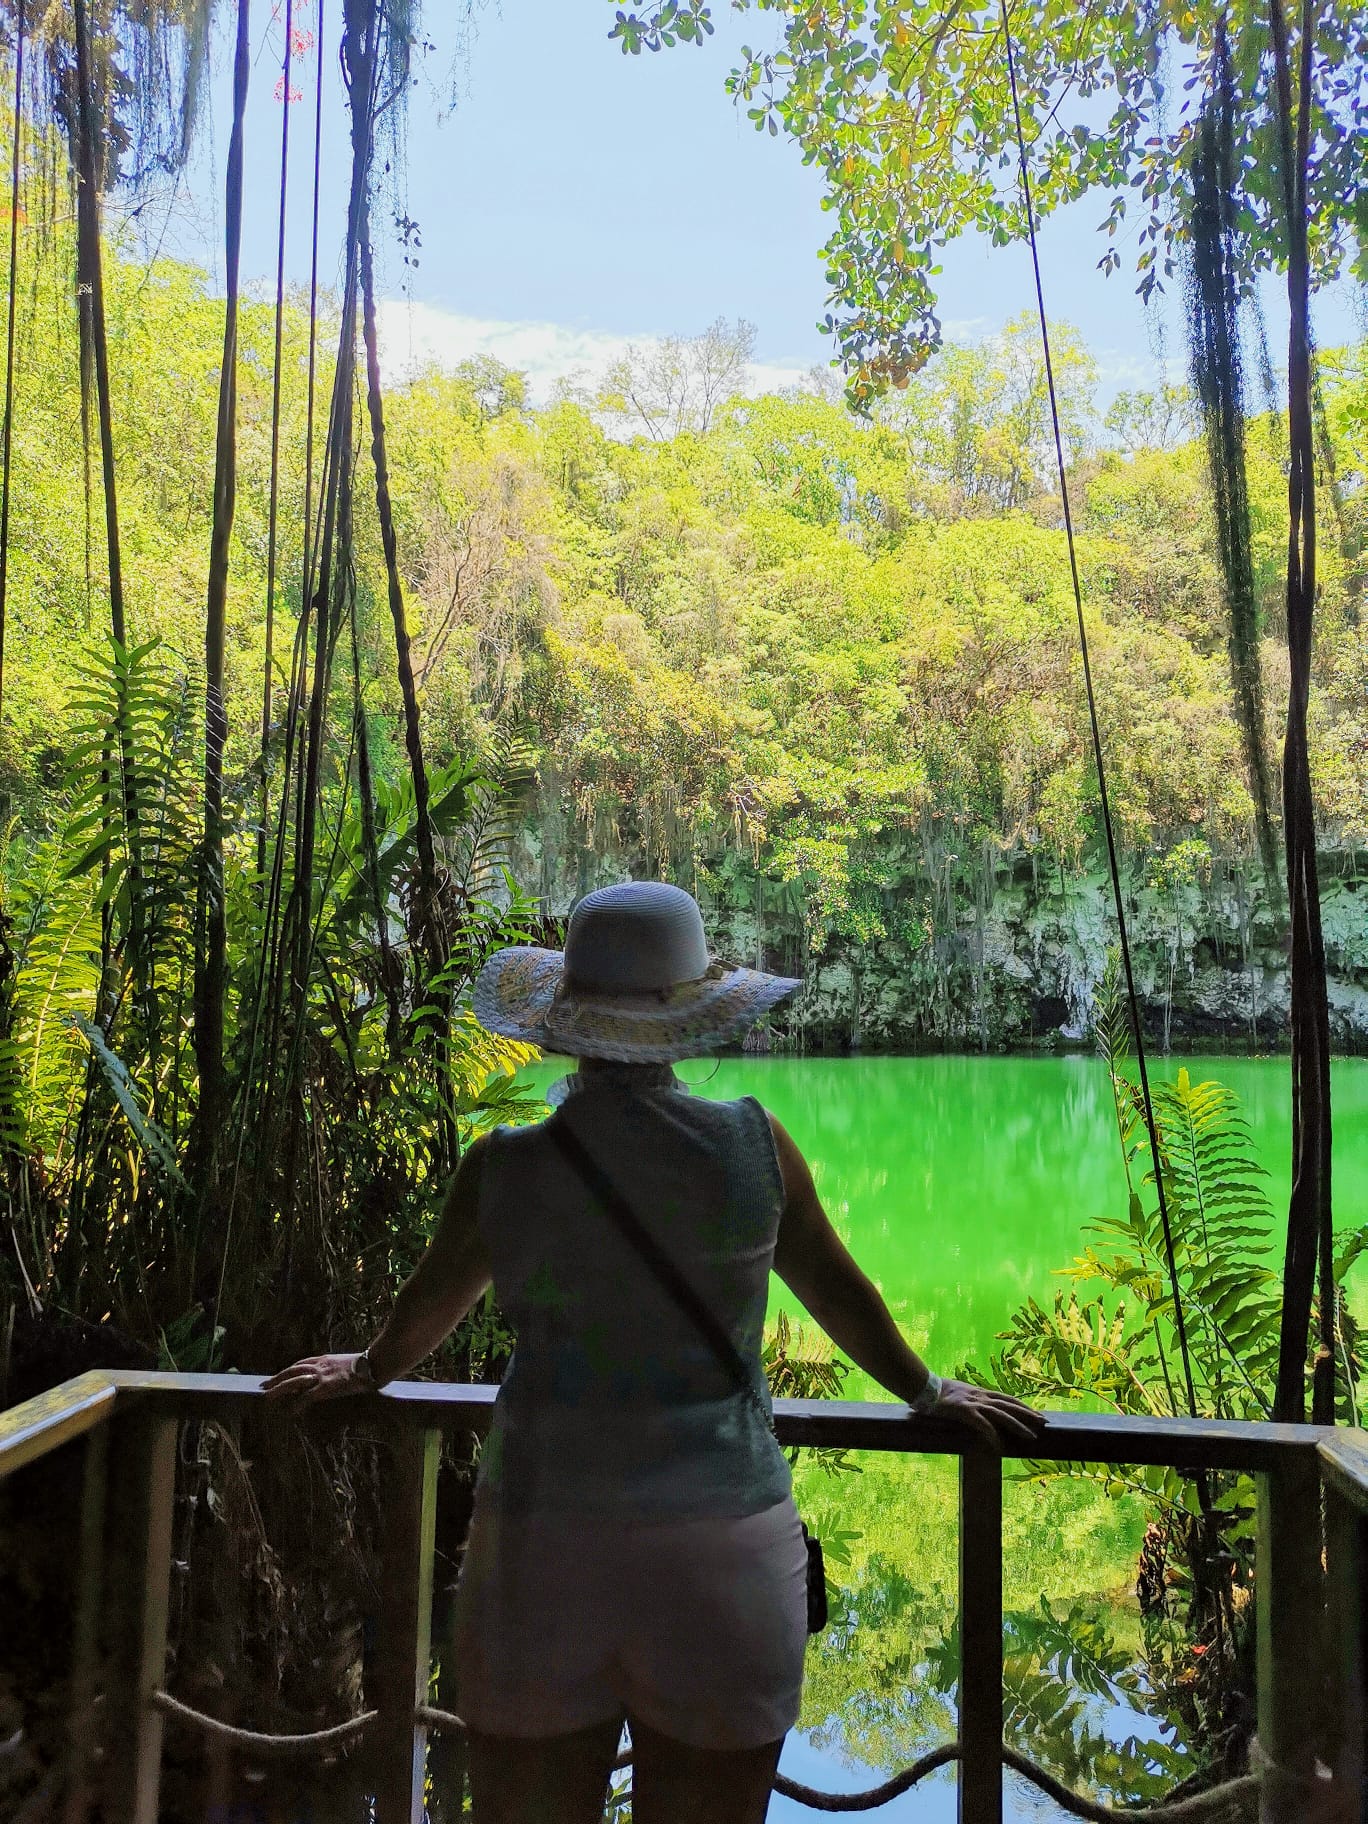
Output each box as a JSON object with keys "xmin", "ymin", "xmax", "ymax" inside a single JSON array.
[
  {"xmin": 0, "ymin": 0, "xmax": 25, "ymax": 730},
  {"xmin": 194, "ymin": 0, "xmax": 250, "ymax": 1167},
  {"xmin": 71, "ymin": 0, "xmax": 155, "ymax": 1063},
  {"xmin": 1269, "ymin": 0, "xmax": 1336, "ymax": 1427},
  {"xmin": 359, "ymin": 200, "xmax": 444, "ymax": 982},
  {"xmin": 258, "ymin": 0, "xmax": 297, "ymax": 891}
]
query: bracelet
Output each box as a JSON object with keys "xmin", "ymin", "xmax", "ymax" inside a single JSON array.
[
  {"xmin": 908, "ymin": 1371, "xmax": 942, "ymax": 1415},
  {"xmin": 354, "ymin": 1348, "xmax": 379, "ymax": 1392}
]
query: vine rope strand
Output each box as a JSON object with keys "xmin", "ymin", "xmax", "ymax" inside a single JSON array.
[
  {"xmin": 417, "ymin": 1706, "xmax": 1264, "ymax": 1819},
  {"xmin": 221, "ymin": 0, "xmax": 329, "ymax": 1318},
  {"xmin": 152, "ymin": 1690, "xmax": 376, "ymax": 1757},
  {"xmin": 0, "ymin": 0, "xmax": 24, "ymax": 727},
  {"xmin": 258, "ymin": 0, "xmax": 297, "ymax": 890},
  {"xmin": 998, "ymin": 0, "xmax": 1201, "ymax": 1422}
]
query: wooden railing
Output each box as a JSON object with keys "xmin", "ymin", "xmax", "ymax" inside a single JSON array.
[{"xmin": 2, "ymin": 1370, "xmax": 1366, "ymax": 1824}]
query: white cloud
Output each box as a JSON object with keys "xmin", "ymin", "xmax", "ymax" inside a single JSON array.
[
  {"xmin": 1092, "ymin": 350, "xmax": 1162, "ymax": 393},
  {"xmin": 373, "ymin": 299, "xmax": 1155, "ymax": 414},
  {"xmin": 375, "ymin": 298, "xmax": 816, "ymax": 402}
]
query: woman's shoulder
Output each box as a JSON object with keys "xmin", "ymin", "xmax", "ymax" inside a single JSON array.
[{"xmin": 691, "ymin": 1094, "xmax": 784, "ymax": 1206}]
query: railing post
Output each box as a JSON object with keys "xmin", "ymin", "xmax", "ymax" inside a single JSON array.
[
  {"xmin": 102, "ymin": 1409, "xmax": 177, "ymax": 1824},
  {"xmin": 1256, "ymin": 1455, "xmax": 1325, "ymax": 1824},
  {"xmin": 958, "ymin": 1451, "xmax": 1003, "ymax": 1824},
  {"xmin": 371, "ymin": 1424, "xmax": 440, "ymax": 1824},
  {"xmin": 1324, "ymin": 1477, "xmax": 1367, "ymax": 1822},
  {"xmin": 62, "ymin": 1422, "xmax": 109, "ymax": 1824}
]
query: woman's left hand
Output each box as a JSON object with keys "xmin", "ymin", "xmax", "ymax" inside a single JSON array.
[{"xmin": 262, "ymin": 1353, "xmax": 367, "ymax": 1407}]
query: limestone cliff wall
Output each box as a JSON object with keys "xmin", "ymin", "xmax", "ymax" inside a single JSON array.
[{"xmin": 509, "ymin": 816, "xmax": 1368, "ymax": 1054}]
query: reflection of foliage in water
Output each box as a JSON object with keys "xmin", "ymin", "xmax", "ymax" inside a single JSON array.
[
  {"xmin": 785, "ymin": 1452, "xmax": 1187, "ymax": 1807},
  {"xmin": 944, "ymin": 1600, "xmax": 1187, "ymax": 1802}
]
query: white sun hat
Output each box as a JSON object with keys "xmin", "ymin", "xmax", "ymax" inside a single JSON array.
[{"xmin": 473, "ymin": 881, "xmax": 801, "ymax": 1063}]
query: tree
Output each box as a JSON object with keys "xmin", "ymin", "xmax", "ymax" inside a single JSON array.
[
  {"xmin": 879, "ymin": 313, "xmax": 1096, "ymax": 514},
  {"xmin": 612, "ymin": 1, "xmax": 1368, "ymax": 405},
  {"xmin": 599, "ymin": 315, "xmax": 757, "ymax": 438},
  {"xmin": 1104, "ymin": 386, "xmax": 1195, "ymax": 455},
  {"xmin": 452, "ymin": 354, "xmax": 528, "ymax": 422}
]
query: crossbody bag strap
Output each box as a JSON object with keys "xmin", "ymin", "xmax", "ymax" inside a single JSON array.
[{"xmin": 547, "ymin": 1114, "xmax": 776, "ymax": 1439}]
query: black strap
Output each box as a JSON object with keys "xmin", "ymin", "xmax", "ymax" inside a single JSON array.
[{"xmin": 547, "ymin": 1114, "xmax": 776, "ymax": 1437}]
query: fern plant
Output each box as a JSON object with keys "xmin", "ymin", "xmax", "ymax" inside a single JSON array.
[
  {"xmin": 0, "ymin": 840, "xmax": 103, "ymax": 1165},
  {"xmin": 982, "ymin": 1065, "xmax": 1284, "ymax": 1429},
  {"xmin": 926, "ymin": 1598, "xmax": 1190, "ymax": 1804},
  {"xmin": 967, "ymin": 956, "xmax": 1364, "ymax": 1790},
  {"xmin": 63, "ymin": 638, "xmax": 201, "ymax": 1092}
]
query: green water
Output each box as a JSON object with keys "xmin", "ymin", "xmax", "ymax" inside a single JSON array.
[
  {"xmin": 527, "ymin": 1053, "xmax": 1368, "ymax": 1375},
  {"xmin": 520, "ymin": 1054, "xmax": 1368, "ymax": 1818}
]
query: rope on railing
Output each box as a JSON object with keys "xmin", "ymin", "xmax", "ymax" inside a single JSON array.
[
  {"xmin": 415, "ymin": 1703, "xmax": 466, "ymax": 1734},
  {"xmin": 771, "ymin": 1744, "xmax": 961, "ymax": 1811},
  {"xmin": 771, "ymin": 1746, "xmax": 1262, "ymax": 1819},
  {"xmin": 415, "ymin": 1708, "xmax": 1273, "ymax": 1819},
  {"xmin": 151, "ymin": 1691, "xmax": 376, "ymax": 1757},
  {"xmin": 1002, "ymin": 1749, "xmax": 1261, "ymax": 1823}
]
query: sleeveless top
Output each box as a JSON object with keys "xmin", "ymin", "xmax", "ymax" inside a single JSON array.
[{"xmin": 471, "ymin": 1065, "xmax": 794, "ymax": 1521}]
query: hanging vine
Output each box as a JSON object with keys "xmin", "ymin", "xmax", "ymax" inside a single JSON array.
[
  {"xmin": 1182, "ymin": 14, "xmax": 1279, "ymax": 897},
  {"xmin": 1267, "ymin": 0, "xmax": 1336, "ymax": 1427},
  {"xmin": 192, "ymin": 0, "xmax": 249, "ymax": 1171}
]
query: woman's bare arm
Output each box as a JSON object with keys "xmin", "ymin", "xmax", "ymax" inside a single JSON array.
[
  {"xmin": 767, "ymin": 1112, "xmax": 1044, "ymax": 1449},
  {"xmin": 264, "ymin": 1138, "xmax": 495, "ymax": 1404}
]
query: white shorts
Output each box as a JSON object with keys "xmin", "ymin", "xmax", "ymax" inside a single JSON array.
[{"xmin": 449, "ymin": 1493, "xmax": 809, "ymax": 1750}]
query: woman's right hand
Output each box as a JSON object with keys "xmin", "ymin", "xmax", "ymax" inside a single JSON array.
[{"xmin": 929, "ymin": 1378, "xmax": 1046, "ymax": 1452}]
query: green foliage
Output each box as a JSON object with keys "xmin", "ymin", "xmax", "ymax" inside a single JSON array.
[
  {"xmin": 982, "ymin": 1051, "xmax": 1288, "ymax": 1432},
  {"xmin": 0, "ymin": 844, "xmax": 103, "ymax": 1160},
  {"xmin": 967, "ymin": 989, "xmax": 1363, "ymax": 1780},
  {"xmin": 76, "ymin": 1014, "xmax": 187, "ymax": 1193},
  {"xmin": 615, "ymin": 2, "xmax": 1368, "ymax": 408},
  {"xmin": 0, "ymin": 597, "xmax": 540, "ymax": 1363},
  {"xmin": 763, "ymin": 1308, "xmax": 863, "ymax": 1480},
  {"xmin": 0, "ymin": 125, "xmax": 1361, "ymax": 1373}
]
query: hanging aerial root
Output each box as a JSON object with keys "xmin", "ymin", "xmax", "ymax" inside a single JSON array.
[{"xmin": 1182, "ymin": 15, "xmax": 1279, "ymax": 896}]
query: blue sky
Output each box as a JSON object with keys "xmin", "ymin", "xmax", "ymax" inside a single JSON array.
[{"xmin": 148, "ymin": 0, "xmax": 1363, "ymax": 408}]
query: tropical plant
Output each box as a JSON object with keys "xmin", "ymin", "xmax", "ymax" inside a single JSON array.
[
  {"xmin": 615, "ymin": 0, "xmax": 1346, "ymax": 1429},
  {"xmin": 965, "ymin": 960, "xmax": 1363, "ymax": 1783}
]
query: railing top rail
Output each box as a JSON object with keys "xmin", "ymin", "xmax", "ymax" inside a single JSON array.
[
  {"xmin": 1319, "ymin": 1430, "xmax": 1368, "ymax": 1516},
  {"xmin": 0, "ymin": 1369, "xmax": 117, "ymax": 1476},
  {"xmin": 1, "ymin": 1371, "xmax": 1352, "ymax": 1481}
]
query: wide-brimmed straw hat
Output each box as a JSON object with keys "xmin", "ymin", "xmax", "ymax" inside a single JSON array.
[{"xmin": 473, "ymin": 882, "xmax": 801, "ymax": 1063}]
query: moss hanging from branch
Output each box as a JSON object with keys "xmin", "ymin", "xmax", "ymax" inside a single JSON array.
[
  {"xmin": 20, "ymin": 0, "xmax": 216, "ymax": 198},
  {"xmin": 1182, "ymin": 16, "xmax": 1278, "ymax": 896}
]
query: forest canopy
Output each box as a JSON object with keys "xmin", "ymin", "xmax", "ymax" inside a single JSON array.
[{"xmin": 1, "ymin": 246, "xmax": 1363, "ymax": 944}]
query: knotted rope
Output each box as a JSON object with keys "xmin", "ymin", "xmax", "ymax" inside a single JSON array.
[{"xmin": 151, "ymin": 1690, "xmax": 376, "ymax": 1758}]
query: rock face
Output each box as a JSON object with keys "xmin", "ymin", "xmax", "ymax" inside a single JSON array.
[{"xmin": 511, "ymin": 819, "xmax": 1368, "ymax": 1054}]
